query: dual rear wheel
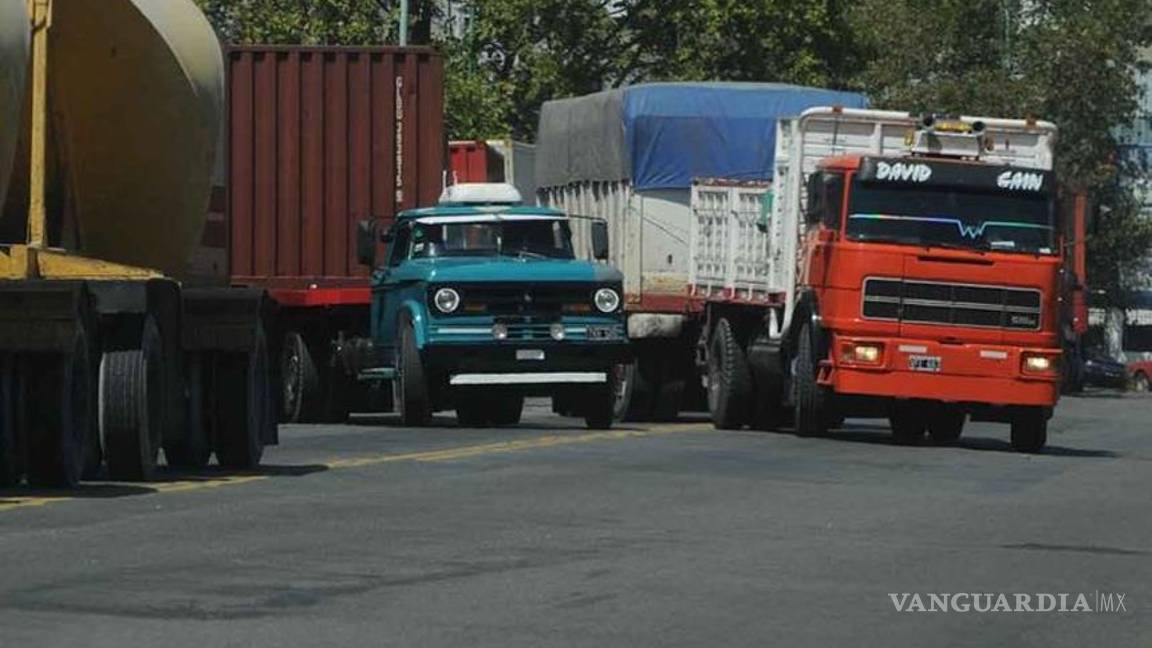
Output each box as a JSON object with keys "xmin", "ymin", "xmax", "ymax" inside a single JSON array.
[
  {"xmin": 889, "ymin": 403, "xmax": 965, "ymax": 446},
  {"xmin": 0, "ymin": 321, "xmax": 96, "ymax": 488},
  {"xmin": 98, "ymin": 317, "xmax": 269, "ymax": 479}
]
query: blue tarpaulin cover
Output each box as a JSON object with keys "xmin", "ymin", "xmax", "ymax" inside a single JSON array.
[{"xmin": 535, "ymin": 82, "xmax": 869, "ymax": 190}]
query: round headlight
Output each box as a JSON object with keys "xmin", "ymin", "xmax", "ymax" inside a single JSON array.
[
  {"xmin": 434, "ymin": 288, "xmax": 460, "ymax": 314},
  {"xmin": 594, "ymin": 288, "xmax": 621, "ymax": 313}
]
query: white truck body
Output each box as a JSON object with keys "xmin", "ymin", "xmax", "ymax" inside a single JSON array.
[
  {"xmin": 487, "ymin": 139, "xmax": 538, "ymax": 201},
  {"xmin": 688, "ymin": 107, "xmax": 1059, "ymax": 339},
  {"xmin": 541, "ymin": 181, "xmax": 692, "ymax": 337}
]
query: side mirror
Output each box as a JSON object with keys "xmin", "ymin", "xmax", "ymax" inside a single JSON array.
[
  {"xmin": 356, "ymin": 220, "xmax": 377, "ymax": 267},
  {"xmin": 590, "ymin": 220, "xmax": 610, "ymax": 261}
]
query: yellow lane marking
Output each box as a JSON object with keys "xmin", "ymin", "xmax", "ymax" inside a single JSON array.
[
  {"xmin": 148, "ymin": 475, "xmax": 270, "ymax": 494},
  {"xmin": 0, "ymin": 423, "xmax": 711, "ymax": 513},
  {"xmin": 0, "ymin": 475, "xmax": 272, "ymax": 513},
  {"xmin": 324, "ymin": 424, "xmax": 708, "ymax": 469}
]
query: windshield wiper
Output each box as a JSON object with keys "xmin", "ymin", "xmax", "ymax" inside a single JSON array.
[
  {"xmin": 921, "ymin": 240, "xmax": 991, "ymax": 254},
  {"xmin": 500, "ymin": 248, "xmax": 550, "ymax": 259}
]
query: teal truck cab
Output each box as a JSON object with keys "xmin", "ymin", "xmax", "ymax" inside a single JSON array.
[{"xmin": 353, "ymin": 183, "xmax": 630, "ymax": 428}]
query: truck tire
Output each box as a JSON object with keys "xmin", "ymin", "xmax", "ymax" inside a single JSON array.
[
  {"xmin": 164, "ymin": 354, "xmax": 211, "ymax": 469},
  {"xmin": 214, "ymin": 325, "xmax": 269, "ymax": 468},
  {"xmin": 889, "ymin": 402, "xmax": 926, "ymax": 445},
  {"xmin": 397, "ymin": 314, "xmax": 431, "ymax": 426},
  {"xmin": 101, "ymin": 317, "xmax": 165, "ymax": 481},
  {"xmin": 792, "ymin": 323, "xmax": 829, "ymax": 437},
  {"xmin": 615, "ymin": 359, "xmax": 656, "ymax": 422},
  {"xmin": 0, "ymin": 354, "xmax": 23, "ymax": 487},
  {"xmin": 1010, "ymin": 408, "xmax": 1048, "ymax": 453},
  {"xmin": 748, "ymin": 339, "xmax": 787, "ymax": 432},
  {"xmin": 708, "ymin": 317, "xmax": 751, "ymax": 430},
  {"xmin": 584, "ymin": 374, "xmax": 617, "ymax": 430},
  {"xmin": 927, "ymin": 408, "xmax": 965, "ymax": 445},
  {"xmin": 280, "ymin": 331, "xmax": 321, "ymax": 424},
  {"xmin": 26, "ymin": 326, "xmax": 93, "ymax": 488}
]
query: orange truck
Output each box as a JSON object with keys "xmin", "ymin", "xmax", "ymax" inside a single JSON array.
[{"xmin": 692, "ymin": 108, "xmax": 1070, "ymax": 451}]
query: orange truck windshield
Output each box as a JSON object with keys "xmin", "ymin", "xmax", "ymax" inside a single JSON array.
[{"xmin": 846, "ymin": 181, "xmax": 1056, "ymax": 255}]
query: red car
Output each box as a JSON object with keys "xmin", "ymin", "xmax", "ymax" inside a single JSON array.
[{"xmin": 1129, "ymin": 361, "xmax": 1152, "ymax": 392}]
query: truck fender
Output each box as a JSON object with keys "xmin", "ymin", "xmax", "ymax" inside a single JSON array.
[
  {"xmin": 396, "ymin": 299, "xmax": 430, "ymax": 350},
  {"xmin": 786, "ymin": 290, "xmax": 828, "ymax": 361}
]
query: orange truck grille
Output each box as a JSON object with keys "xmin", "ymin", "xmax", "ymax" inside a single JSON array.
[{"xmin": 862, "ymin": 278, "xmax": 1042, "ymax": 331}]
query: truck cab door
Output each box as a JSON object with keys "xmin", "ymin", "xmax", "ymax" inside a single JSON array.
[
  {"xmin": 799, "ymin": 172, "xmax": 843, "ymax": 292},
  {"xmin": 373, "ymin": 224, "xmax": 412, "ymax": 360}
]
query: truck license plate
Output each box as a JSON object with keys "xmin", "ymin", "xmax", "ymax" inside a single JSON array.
[
  {"xmin": 517, "ymin": 349, "xmax": 545, "ymax": 361},
  {"xmin": 908, "ymin": 355, "xmax": 941, "ymax": 372}
]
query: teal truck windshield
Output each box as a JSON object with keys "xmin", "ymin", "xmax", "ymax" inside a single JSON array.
[
  {"xmin": 411, "ymin": 219, "xmax": 575, "ymax": 259},
  {"xmin": 845, "ymin": 180, "xmax": 1056, "ymax": 255}
]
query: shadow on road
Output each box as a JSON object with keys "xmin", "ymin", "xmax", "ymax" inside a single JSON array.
[
  {"xmin": 1064, "ymin": 389, "xmax": 1139, "ymax": 400},
  {"xmin": 159, "ymin": 463, "xmax": 331, "ymax": 479},
  {"xmin": 0, "ymin": 463, "xmax": 331, "ymax": 502},
  {"xmin": 821, "ymin": 423, "xmax": 1118, "ymax": 458},
  {"xmin": 0, "ymin": 483, "xmax": 157, "ymax": 502}
]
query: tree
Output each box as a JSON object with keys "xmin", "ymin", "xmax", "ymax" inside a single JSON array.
[
  {"xmin": 853, "ymin": 0, "xmax": 1152, "ymax": 301},
  {"xmin": 446, "ymin": 0, "xmax": 864, "ymax": 140},
  {"xmin": 617, "ymin": 0, "xmax": 863, "ymax": 89},
  {"xmin": 445, "ymin": 0, "xmax": 620, "ymax": 140},
  {"xmin": 194, "ymin": 0, "xmax": 437, "ymax": 45}
]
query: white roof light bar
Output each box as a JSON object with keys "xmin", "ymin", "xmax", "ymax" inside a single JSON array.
[{"xmin": 440, "ymin": 183, "xmax": 524, "ymax": 205}]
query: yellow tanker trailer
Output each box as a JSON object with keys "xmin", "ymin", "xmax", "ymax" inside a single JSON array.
[{"xmin": 0, "ymin": 0, "xmax": 274, "ymax": 487}]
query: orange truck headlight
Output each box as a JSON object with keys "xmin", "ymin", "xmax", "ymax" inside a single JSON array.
[
  {"xmin": 841, "ymin": 342, "xmax": 883, "ymax": 365},
  {"xmin": 1021, "ymin": 353, "xmax": 1056, "ymax": 374}
]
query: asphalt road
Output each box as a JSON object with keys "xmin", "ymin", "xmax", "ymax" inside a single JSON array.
[{"xmin": 1, "ymin": 392, "xmax": 1150, "ymax": 647}]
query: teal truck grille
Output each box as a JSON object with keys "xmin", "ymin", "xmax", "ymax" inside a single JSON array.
[{"xmin": 452, "ymin": 285, "xmax": 596, "ymax": 315}]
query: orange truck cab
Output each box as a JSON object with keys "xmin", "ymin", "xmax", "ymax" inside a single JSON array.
[
  {"xmin": 803, "ymin": 151, "xmax": 1061, "ymax": 450},
  {"xmin": 692, "ymin": 108, "xmax": 1064, "ymax": 452}
]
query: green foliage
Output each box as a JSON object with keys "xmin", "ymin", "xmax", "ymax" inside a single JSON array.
[
  {"xmin": 195, "ymin": 0, "xmax": 396, "ymax": 45},
  {"xmin": 1087, "ymin": 186, "xmax": 1152, "ymax": 300},
  {"xmin": 853, "ymin": 0, "xmax": 1152, "ymax": 300},
  {"xmin": 446, "ymin": 0, "xmax": 620, "ymax": 140},
  {"xmin": 618, "ymin": 0, "xmax": 862, "ymax": 88},
  {"xmin": 450, "ymin": 0, "xmax": 864, "ymax": 139},
  {"xmin": 193, "ymin": 0, "xmax": 1152, "ymax": 298}
]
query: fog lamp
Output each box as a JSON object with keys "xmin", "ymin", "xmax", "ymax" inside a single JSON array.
[
  {"xmin": 1023, "ymin": 354, "xmax": 1053, "ymax": 373},
  {"xmin": 844, "ymin": 343, "xmax": 882, "ymax": 365},
  {"xmin": 550, "ymin": 323, "xmax": 566, "ymax": 341},
  {"xmin": 492, "ymin": 323, "xmax": 509, "ymax": 341}
]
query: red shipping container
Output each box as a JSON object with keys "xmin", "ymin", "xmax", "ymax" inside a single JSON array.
[
  {"xmin": 449, "ymin": 140, "xmax": 501, "ymax": 184},
  {"xmin": 228, "ymin": 46, "xmax": 445, "ymax": 292}
]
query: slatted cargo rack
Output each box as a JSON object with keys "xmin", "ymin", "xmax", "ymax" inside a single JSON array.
[{"xmin": 688, "ymin": 180, "xmax": 776, "ymax": 303}]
